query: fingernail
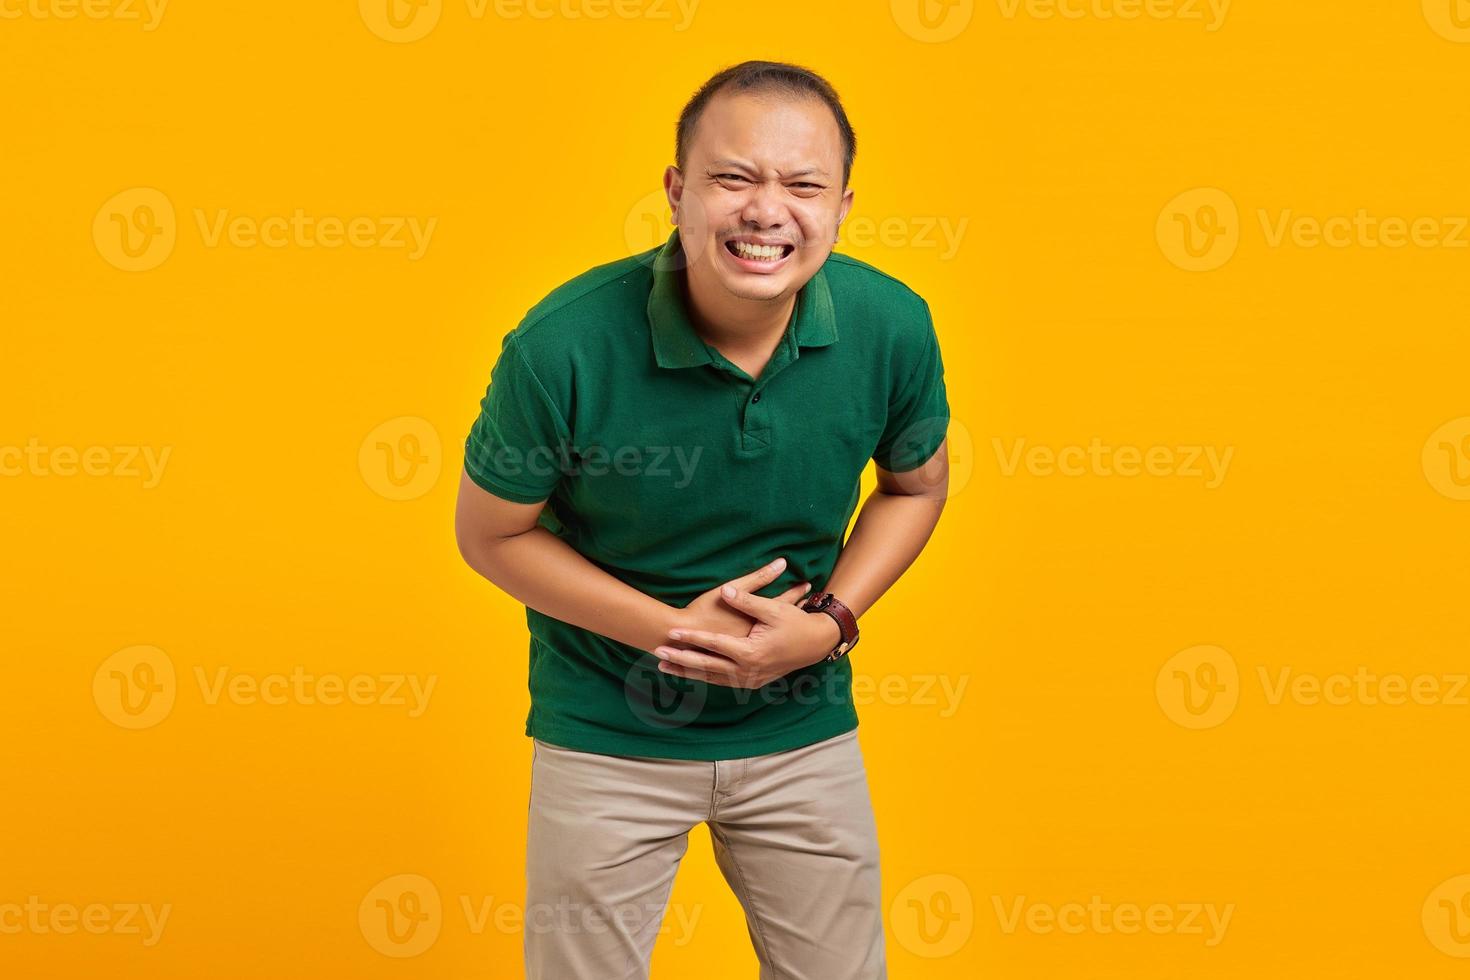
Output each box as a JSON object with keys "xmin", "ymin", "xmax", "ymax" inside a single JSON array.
[
  {"xmin": 668, "ymin": 630, "xmax": 683, "ymax": 640},
  {"xmin": 722, "ymin": 585, "xmax": 736, "ymax": 598},
  {"xmin": 771, "ymin": 557, "xmax": 785, "ymax": 568},
  {"xmin": 652, "ymin": 648, "xmax": 667, "ymax": 659}
]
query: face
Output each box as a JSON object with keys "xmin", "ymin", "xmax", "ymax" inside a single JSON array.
[{"xmin": 665, "ymin": 90, "xmax": 854, "ymax": 308}]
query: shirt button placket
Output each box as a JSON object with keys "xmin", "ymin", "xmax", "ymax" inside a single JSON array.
[{"xmin": 742, "ymin": 382, "xmax": 771, "ymax": 452}]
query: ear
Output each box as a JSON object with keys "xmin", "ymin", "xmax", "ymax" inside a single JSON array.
[
  {"xmin": 835, "ymin": 185, "xmax": 855, "ymax": 240},
  {"xmin": 664, "ymin": 165, "xmax": 684, "ymax": 218}
]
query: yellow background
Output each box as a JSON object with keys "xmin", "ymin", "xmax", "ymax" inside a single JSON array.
[{"xmin": 4, "ymin": 0, "xmax": 1470, "ymax": 976}]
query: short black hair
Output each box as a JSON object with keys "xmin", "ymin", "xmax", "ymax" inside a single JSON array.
[{"xmin": 675, "ymin": 60, "xmax": 856, "ymax": 188}]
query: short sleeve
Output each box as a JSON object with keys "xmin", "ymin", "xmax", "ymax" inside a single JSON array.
[
  {"xmin": 872, "ymin": 301, "xmax": 950, "ymax": 473},
  {"xmin": 463, "ymin": 331, "xmax": 571, "ymax": 503}
]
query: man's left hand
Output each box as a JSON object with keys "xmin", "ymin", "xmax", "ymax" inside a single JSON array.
[{"xmin": 652, "ymin": 583, "xmax": 844, "ymax": 689}]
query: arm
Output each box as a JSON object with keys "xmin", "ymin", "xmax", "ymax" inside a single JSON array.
[
  {"xmin": 454, "ymin": 467, "xmax": 799, "ymax": 655},
  {"xmin": 822, "ymin": 436, "xmax": 950, "ymax": 619},
  {"xmin": 455, "ymin": 467, "xmax": 684, "ymax": 654},
  {"xmin": 651, "ymin": 439, "xmax": 950, "ymax": 687},
  {"xmin": 456, "ymin": 329, "xmax": 801, "ymax": 651}
]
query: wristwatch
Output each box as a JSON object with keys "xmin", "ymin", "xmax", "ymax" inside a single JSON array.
[{"xmin": 799, "ymin": 591, "xmax": 860, "ymax": 660}]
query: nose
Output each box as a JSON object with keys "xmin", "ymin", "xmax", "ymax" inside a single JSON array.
[{"xmin": 739, "ymin": 178, "xmax": 787, "ymax": 230}]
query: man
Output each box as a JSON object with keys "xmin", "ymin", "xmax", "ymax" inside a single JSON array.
[{"xmin": 455, "ymin": 60, "xmax": 950, "ymax": 980}]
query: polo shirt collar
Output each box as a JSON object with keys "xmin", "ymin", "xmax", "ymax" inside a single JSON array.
[{"xmin": 647, "ymin": 228, "xmax": 837, "ymax": 370}]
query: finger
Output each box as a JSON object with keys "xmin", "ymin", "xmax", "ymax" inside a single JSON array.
[
  {"xmin": 665, "ymin": 627, "xmax": 751, "ymax": 658},
  {"xmin": 654, "ymin": 645, "xmax": 739, "ymax": 676},
  {"xmin": 657, "ymin": 662, "xmax": 736, "ymax": 688},
  {"xmin": 717, "ymin": 585, "xmax": 789, "ymax": 626},
  {"xmin": 776, "ymin": 581, "xmax": 812, "ymax": 605},
  {"xmin": 727, "ymin": 556, "xmax": 787, "ymax": 593}
]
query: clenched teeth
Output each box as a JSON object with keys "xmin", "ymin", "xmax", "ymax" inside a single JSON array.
[{"xmin": 730, "ymin": 240, "xmax": 789, "ymax": 261}]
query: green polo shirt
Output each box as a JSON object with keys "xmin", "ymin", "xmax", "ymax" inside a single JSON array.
[{"xmin": 463, "ymin": 228, "xmax": 948, "ymax": 760}]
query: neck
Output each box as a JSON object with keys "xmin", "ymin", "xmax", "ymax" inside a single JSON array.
[{"xmin": 682, "ymin": 267, "xmax": 796, "ymax": 353}]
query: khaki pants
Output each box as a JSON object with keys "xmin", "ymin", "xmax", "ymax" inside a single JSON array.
[{"xmin": 524, "ymin": 729, "xmax": 887, "ymax": 979}]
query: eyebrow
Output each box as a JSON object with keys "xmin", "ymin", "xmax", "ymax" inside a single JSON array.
[{"xmin": 708, "ymin": 159, "xmax": 831, "ymax": 179}]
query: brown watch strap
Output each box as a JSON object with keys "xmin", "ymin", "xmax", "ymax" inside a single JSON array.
[{"xmin": 799, "ymin": 591, "xmax": 860, "ymax": 660}]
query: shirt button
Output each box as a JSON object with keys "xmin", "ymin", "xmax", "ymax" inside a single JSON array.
[{"xmin": 751, "ymin": 393, "xmax": 761, "ymax": 403}]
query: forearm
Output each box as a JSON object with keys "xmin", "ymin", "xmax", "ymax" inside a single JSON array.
[
  {"xmin": 461, "ymin": 525, "xmax": 680, "ymax": 655},
  {"xmin": 823, "ymin": 487, "xmax": 946, "ymax": 620}
]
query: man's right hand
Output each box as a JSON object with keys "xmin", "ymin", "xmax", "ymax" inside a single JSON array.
[{"xmin": 671, "ymin": 557, "xmax": 810, "ymax": 643}]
